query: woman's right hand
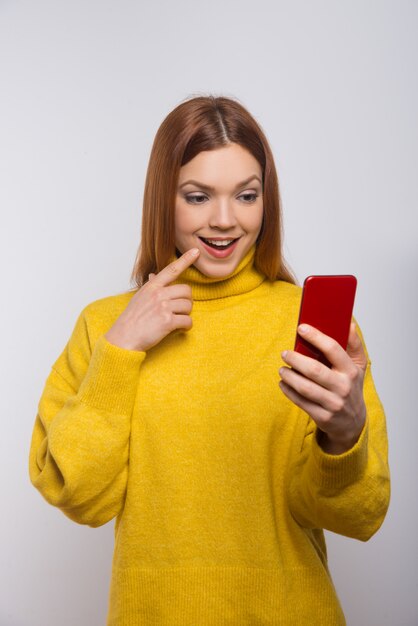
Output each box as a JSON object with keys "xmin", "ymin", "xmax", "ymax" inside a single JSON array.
[{"xmin": 104, "ymin": 247, "xmax": 201, "ymax": 352}]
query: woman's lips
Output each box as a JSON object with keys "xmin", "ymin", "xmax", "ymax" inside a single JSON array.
[{"xmin": 198, "ymin": 237, "xmax": 240, "ymax": 258}]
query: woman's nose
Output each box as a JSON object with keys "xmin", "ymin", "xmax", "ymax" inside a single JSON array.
[{"xmin": 208, "ymin": 200, "xmax": 238, "ymax": 228}]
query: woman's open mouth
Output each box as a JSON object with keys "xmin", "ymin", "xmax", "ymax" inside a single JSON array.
[{"xmin": 198, "ymin": 236, "xmax": 241, "ymax": 258}]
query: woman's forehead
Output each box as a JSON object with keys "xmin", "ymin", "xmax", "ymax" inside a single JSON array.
[{"xmin": 178, "ymin": 145, "xmax": 262, "ymax": 188}]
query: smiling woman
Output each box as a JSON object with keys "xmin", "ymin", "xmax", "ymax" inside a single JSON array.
[
  {"xmin": 129, "ymin": 94, "xmax": 296, "ymax": 287},
  {"xmin": 29, "ymin": 94, "xmax": 390, "ymax": 626}
]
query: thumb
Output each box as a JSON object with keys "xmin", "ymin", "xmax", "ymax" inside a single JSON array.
[{"xmin": 346, "ymin": 322, "xmax": 367, "ymax": 370}]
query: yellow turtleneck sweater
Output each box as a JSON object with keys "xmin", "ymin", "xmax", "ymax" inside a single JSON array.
[{"xmin": 29, "ymin": 245, "xmax": 390, "ymax": 625}]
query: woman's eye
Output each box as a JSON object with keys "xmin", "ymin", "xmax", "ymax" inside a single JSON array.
[
  {"xmin": 186, "ymin": 194, "xmax": 207, "ymax": 204},
  {"xmin": 240, "ymin": 193, "xmax": 258, "ymax": 203}
]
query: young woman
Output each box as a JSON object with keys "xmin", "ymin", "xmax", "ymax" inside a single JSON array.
[{"xmin": 29, "ymin": 95, "xmax": 390, "ymax": 625}]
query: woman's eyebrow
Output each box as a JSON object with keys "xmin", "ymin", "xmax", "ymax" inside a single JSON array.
[{"xmin": 179, "ymin": 175, "xmax": 262, "ymax": 191}]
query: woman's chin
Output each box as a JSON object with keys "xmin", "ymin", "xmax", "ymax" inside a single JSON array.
[{"xmin": 194, "ymin": 256, "xmax": 240, "ymax": 278}]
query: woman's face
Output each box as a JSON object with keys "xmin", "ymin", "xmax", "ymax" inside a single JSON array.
[{"xmin": 175, "ymin": 143, "xmax": 264, "ymax": 278}]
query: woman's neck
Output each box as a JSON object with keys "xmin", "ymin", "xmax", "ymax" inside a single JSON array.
[{"xmin": 169, "ymin": 244, "xmax": 266, "ymax": 301}]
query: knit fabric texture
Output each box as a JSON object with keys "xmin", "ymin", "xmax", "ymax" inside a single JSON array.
[{"xmin": 29, "ymin": 244, "xmax": 390, "ymax": 625}]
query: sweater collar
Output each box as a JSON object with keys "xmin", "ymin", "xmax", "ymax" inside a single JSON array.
[{"xmin": 169, "ymin": 244, "xmax": 266, "ymax": 301}]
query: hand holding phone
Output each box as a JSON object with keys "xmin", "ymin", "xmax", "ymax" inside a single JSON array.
[
  {"xmin": 279, "ymin": 274, "xmax": 367, "ymax": 453},
  {"xmin": 294, "ymin": 275, "xmax": 357, "ymax": 368}
]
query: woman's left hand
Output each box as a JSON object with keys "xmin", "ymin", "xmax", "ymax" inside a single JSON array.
[{"xmin": 278, "ymin": 322, "xmax": 368, "ymax": 455}]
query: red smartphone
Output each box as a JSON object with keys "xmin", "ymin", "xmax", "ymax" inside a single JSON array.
[{"xmin": 294, "ymin": 275, "xmax": 357, "ymax": 368}]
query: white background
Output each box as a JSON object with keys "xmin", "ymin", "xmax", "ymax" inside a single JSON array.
[{"xmin": 1, "ymin": 1, "xmax": 417, "ymax": 624}]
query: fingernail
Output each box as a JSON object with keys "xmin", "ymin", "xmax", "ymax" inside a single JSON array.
[
  {"xmin": 281, "ymin": 350, "xmax": 288, "ymax": 359},
  {"xmin": 298, "ymin": 324, "xmax": 309, "ymax": 334},
  {"xmin": 190, "ymin": 248, "xmax": 199, "ymax": 256}
]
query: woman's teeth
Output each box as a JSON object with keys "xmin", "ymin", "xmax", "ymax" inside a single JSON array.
[{"xmin": 200, "ymin": 238, "xmax": 237, "ymax": 249}]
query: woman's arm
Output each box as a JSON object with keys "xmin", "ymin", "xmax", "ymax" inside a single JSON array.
[
  {"xmin": 29, "ymin": 305, "xmax": 146, "ymax": 527},
  {"xmin": 281, "ymin": 321, "xmax": 390, "ymax": 541}
]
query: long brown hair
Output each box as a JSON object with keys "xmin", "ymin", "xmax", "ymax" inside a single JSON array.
[{"xmin": 129, "ymin": 94, "xmax": 296, "ymax": 289}]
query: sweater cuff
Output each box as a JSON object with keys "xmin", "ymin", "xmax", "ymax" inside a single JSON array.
[
  {"xmin": 309, "ymin": 415, "xmax": 369, "ymax": 490},
  {"xmin": 76, "ymin": 334, "xmax": 146, "ymax": 416}
]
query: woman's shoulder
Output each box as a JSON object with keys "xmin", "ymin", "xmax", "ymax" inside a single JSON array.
[
  {"xmin": 263, "ymin": 278, "xmax": 302, "ymax": 299},
  {"xmin": 83, "ymin": 289, "xmax": 137, "ymax": 314},
  {"xmin": 256, "ymin": 279, "xmax": 303, "ymax": 319},
  {"xmin": 78, "ymin": 289, "xmax": 138, "ymax": 335}
]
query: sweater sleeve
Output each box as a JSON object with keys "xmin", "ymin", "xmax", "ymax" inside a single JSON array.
[
  {"xmin": 287, "ymin": 321, "xmax": 390, "ymax": 541},
  {"xmin": 28, "ymin": 305, "xmax": 146, "ymax": 527}
]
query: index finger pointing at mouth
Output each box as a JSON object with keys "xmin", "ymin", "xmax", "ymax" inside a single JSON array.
[{"xmin": 153, "ymin": 248, "xmax": 200, "ymax": 287}]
